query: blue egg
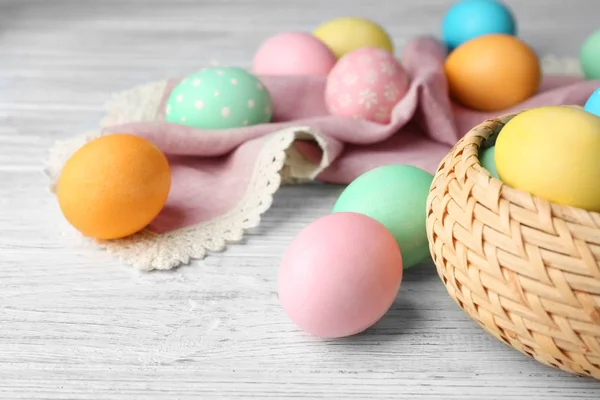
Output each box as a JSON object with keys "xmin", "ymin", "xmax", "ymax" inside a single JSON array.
[
  {"xmin": 442, "ymin": 0, "xmax": 517, "ymax": 51},
  {"xmin": 583, "ymin": 88, "xmax": 600, "ymax": 118}
]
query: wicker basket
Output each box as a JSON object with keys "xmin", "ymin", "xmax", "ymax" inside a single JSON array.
[{"xmin": 426, "ymin": 112, "xmax": 600, "ymax": 380}]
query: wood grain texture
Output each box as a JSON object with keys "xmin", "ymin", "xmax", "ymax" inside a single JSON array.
[{"xmin": 1, "ymin": 0, "xmax": 600, "ymax": 398}]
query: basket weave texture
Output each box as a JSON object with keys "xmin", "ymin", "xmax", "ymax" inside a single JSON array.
[{"xmin": 426, "ymin": 112, "xmax": 600, "ymax": 380}]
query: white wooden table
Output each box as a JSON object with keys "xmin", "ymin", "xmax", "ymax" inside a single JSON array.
[{"xmin": 2, "ymin": 0, "xmax": 600, "ymax": 398}]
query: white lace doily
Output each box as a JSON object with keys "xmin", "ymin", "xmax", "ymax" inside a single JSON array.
[{"xmin": 44, "ymin": 55, "xmax": 582, "ymax": 271}]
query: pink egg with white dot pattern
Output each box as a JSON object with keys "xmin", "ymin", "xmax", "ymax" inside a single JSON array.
[{"xmin": 325, "ymin": 47, "xmax": 410, "ymax": 123}]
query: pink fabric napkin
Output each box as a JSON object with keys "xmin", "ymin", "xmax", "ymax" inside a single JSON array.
[{"xmin": 50, "ymin": 36, "xmax": 599, "ymax": 270}]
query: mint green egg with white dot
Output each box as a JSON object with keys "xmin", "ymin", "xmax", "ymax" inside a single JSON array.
[{"xmin": 165, "ymin": 67, "xmax": 273, "ymax": 129}]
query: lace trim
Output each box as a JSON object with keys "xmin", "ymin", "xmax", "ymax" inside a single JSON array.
[
  {"xmin": 540, "ymin": 55, "xmax": 583, "ymax": 76},
  {"xmin": 44, "ymin": 55, "xmax": 581, "ymax": 270},
  {"xmin": 44, "ymin": 79, "xmax": 328, "ymax": 270}
]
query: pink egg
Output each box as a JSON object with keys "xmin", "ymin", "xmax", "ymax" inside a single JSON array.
[
  {"xmin": 278, "ymin": 212, "xmax": 403, "ymax": 338},
  {"xmin": 325, "ymin": 47, "xmax": 410, "ymax": 123},
  {"xmin": 253, "ymin": 32, "xmax": 337, "ymax": 77}
]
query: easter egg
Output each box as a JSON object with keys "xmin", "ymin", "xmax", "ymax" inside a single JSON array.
[
  {"xmin": 325, "ymin": 47, "xmax": 410, "ymax": 123},
  {"xmin": 495, "ymin": 106, "xmax": 600, "ymax": 212},
  {"xmin": 445, "ymin": 34, "xmax": 541, "ymax": 111},
  {"xmin": 580, "ymin": 29, "xmax": 600, "ymax": 80},
  {"xmin": 56, "ymin": 134, "xmax": 171, "ymax": 240},
  {"xmin": 278, "ymin": 212, "xmax": 403, "ymax": 338},
  {"xmin": 332, "ymin": 164, "xmax": 433, "ymax": 269},
  {"xmin": 253, "ymin": 32, "xmax": 337, "ymax": 77},
  {"xmin": 479, "ymin": 146, "xmax": 499, "ymax": 179},
  {"xmin": 584, "ymin": 88, "xmax": 600, "ymax": 117},
  {"xmin": 313, "ymin": 17, "xmax": 394, "ymax": 59},
  {"xmin": 165, "ymin": 67, "xmax": 273, "ymax": 129},
  {"xmin": 442, "ymin": 0, "xmax": 516, "ymax": 51}
]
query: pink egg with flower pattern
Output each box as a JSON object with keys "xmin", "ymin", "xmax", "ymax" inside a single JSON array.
[{"xmin": 325, "ymin": 47, "xmax": 410, "ymax": 123}]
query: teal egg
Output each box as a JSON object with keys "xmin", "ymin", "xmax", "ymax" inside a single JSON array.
[
  {"xmin": 332, "ymin": 164, "xmax": 434, "ymax": 269},
  {"xmin": 580, "ymin": 30, "xmax": 600, "ymax": 80},
  {"xmin": 479, "ymin": 145, "xmax": 499, "ymax": 179},
  {"xmin": 165, "ymin": 67, "xmax": 273, "ymax": 129}
]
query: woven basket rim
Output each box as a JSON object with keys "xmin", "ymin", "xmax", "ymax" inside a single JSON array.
[
  {"xmin": 459, "ymin": 108, "xmax": 600, "ymax": 220},
  {"xmin": 426, "ymin": 107, "xmax": 600, "ymax": 380}
]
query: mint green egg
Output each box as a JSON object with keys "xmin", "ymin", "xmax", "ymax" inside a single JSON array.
[
  {"xmin": 580, "ymin": 29, "xmax": 600, "ymax": 80},
  {"xmin": 332, "ymin": 164, "xmax": 434, "ymax": 269},
  {"xmin": 165, "ymin": 67, "xmax": 273, "ymax": 129},
  {"xmin": 479, "ymin": 145, "xmax": 499, "ymax": 179}
]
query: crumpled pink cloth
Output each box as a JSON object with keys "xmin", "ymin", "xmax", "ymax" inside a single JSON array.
[{"xmin": 102, "ymin": 37, "xmax": 599, "ymax": 234}]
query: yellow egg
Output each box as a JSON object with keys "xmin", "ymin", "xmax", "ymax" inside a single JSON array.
[
  {"xmin": 495, "ymin": 106, "xmax": 600, "ymax": 211},
  {"xmin": 313, "ymin": 17, "xmax": 394, "ymax": 59}
]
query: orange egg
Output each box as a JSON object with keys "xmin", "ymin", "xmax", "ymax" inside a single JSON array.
[
  {"xmin": 56, "ymin": 134, "xmax": 171, "ymax": 240},
  {"xmin": 444, "ymin": 34, "xmax": 541, "ymax": 111}
]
